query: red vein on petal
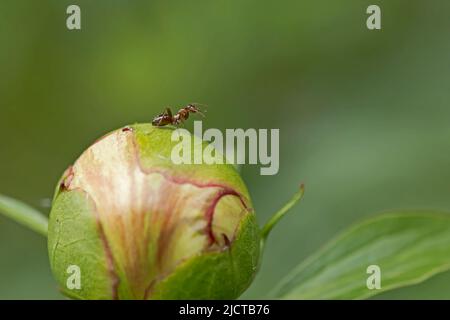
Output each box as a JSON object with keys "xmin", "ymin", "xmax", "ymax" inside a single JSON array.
[{"xmin": 204, "ymin": 188, "xmax": 246, "ymax": 245}]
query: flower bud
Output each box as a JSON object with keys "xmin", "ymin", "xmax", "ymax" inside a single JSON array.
[{"xmin": 48, "ymin": 124, "xmax": 260, "ymax": 300}]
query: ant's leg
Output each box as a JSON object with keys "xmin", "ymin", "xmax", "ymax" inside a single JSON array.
[{"xmin": 165, "ymin": 107, "xmax": 173, "ymax": 117}]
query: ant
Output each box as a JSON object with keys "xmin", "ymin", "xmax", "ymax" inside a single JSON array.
[{"xmin": 152, "ymin": 103, "xmax": 206, "ymax": 127}]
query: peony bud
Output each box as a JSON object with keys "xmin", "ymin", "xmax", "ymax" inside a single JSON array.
[{"xmin": 48, "ymin": 124, "xmax": 260, "ymax": 300}]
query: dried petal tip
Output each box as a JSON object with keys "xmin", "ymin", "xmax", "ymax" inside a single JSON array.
[
  {"xmin": 121, "ymin": 126, "xmax": 133, "ymax": 132},
  {"xmin": 59, "ymin": 166, "xmax": 74, "ymax": 190}
]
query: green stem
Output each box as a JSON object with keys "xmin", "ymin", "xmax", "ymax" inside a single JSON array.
[
  {"xmin": 261, "ymin": 184, "xmax": 305, "ymax": 241},
  {"xmin": 0, "ymin": 194, "xmax": 48, "ymax": 237}
]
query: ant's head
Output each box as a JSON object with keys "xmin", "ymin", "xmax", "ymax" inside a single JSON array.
[{"xmin": 187, "ymin": 103, "xmax": 206, "ymax": 117}]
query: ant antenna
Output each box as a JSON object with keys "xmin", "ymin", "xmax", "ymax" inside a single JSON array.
[{"xmin": 189, "ymin": 102, "xmax": 207, "ymax": 117}]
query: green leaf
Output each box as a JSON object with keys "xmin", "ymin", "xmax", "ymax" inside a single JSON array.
[
  {"xmin": 0, "ymin": 194, "xmax": 48, "ymax": 237},
  {"xmin": 273, "ymin": 212, "xmax": 450, "ymax": 299}
]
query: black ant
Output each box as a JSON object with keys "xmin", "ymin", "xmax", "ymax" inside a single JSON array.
[{"xmin": 152, "ymin": 104, "xmax": 206, "ymax": 127}]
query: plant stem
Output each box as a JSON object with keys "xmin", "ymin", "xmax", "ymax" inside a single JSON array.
[
  {"xmin": 261, "ymin": 184, "xmax": 305, "ymax": 241},
  {"xmin": 0, "ymin": 194, "xmax": 48, "ymax": 237}
]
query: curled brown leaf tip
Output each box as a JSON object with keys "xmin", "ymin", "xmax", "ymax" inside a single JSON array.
[{"xmin": 60, "ymin": 166, "xmax": 74, "ymax": 190}]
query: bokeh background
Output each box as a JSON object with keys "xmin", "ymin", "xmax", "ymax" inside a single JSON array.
[{"xmin": 1, "ymin": 0, "xmax": 450, "ymax": 299}]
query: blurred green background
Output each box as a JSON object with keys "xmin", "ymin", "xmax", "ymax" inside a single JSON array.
[{"xmin": 1, "ymin": 0, "xmax": 450, "ymax": 299}]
